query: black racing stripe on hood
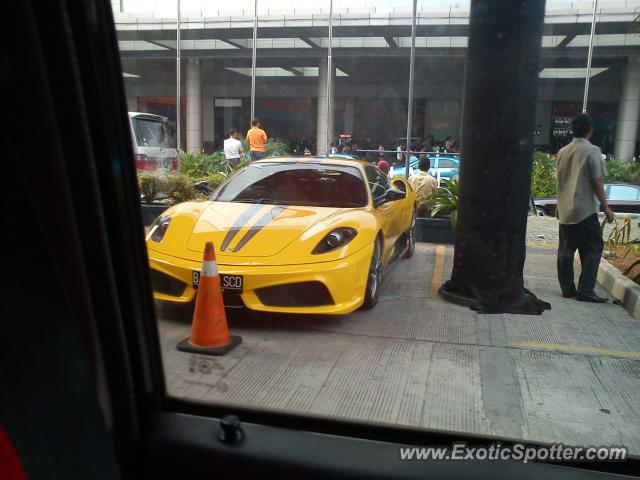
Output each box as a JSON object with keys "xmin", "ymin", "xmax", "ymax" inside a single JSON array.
[
  {"xmin": 233, "ymin": 206, "xmax": 287, "ymax": 253},
  {"xmin": 220, "ymin": 203, "xmax": 265, "ymax": 251}
]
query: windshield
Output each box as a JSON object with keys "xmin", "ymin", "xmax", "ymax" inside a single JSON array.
[
  {"xmin": 434, "ymin": 159, "xmax": 459, "ymax": 168},
  {"xmin": 132, "ymin": 117, "xmax": 174, "ymax": 148},
  {"xmin": 212, "ymin": 162, "xmax": 368, "ymax": 207}
]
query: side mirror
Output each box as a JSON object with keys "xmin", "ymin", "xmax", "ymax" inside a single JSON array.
[
  {"xmin": 375, "ymin": 188, "xmax": 406, "ymax": 207},
  {"xmin": 193, "ymin": 180, "xmax": 214, "ymax": 195}
]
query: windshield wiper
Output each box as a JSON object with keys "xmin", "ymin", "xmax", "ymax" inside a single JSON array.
[{"xmin": 230, "ymin": 197, "xmax": 289, "ymax": 205}]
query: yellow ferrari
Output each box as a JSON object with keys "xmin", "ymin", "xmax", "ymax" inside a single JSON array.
[{"xmin": 146, "ymin": 157, "xmax": 416, "ymax": 314}]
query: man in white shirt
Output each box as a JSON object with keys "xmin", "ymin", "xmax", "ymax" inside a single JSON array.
[
  {"xmin": 223, "ymin": 128, "xmax": 243, "ymax": 168},
  {"xmin": 556, "ymin": 114, "xmax": 614, "ymax": 303},
  {"xmin": 396, "ymin": 143, "xmax": 404, "ymax": 163}
]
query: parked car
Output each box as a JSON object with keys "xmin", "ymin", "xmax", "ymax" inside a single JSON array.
[
  {"xmin": 318, "ymin": 153, "xmax": 358, "ymax": 161},
  {"xmin": 390, "ymin": 153, "xmax": 460, "ymax": 182},
  {"xmin": 146, "ymin": 157, "xmax": 416, "ymax": 314},
  {"xmin": 534, "ymin": 183, "xmax": 640, "ymax": 217},
  {"xmin": 129, "ymin": 112, "xmax": 178, "ymax": 171}
]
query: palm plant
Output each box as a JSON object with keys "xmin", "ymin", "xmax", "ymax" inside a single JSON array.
[{"xmin": 426, "ymin": 179, "xmax": 459, "ymax": 229}]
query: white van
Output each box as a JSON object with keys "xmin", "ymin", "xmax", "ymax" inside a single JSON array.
[{"xmin": 128, "ymin": 112, "xmax": 178, "ymax": 171}]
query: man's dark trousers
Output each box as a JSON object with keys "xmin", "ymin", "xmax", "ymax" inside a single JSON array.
[
  {"xmin": 250, "ymin": 151, "xmax": 266, "ymax": 162},
  {"xmin": 557, "ymin": 213, "xmax": 603, "ymax": 297}
]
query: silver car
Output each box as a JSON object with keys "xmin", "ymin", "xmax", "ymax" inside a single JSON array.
[{"xmin": 128, "ymin": 112, "xmax": 178, "ymax": 171}]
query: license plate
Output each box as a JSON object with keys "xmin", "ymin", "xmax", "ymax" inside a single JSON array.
[{"xmin": 192, "ymin": 271, "xmax": 243, "ymax": 293}]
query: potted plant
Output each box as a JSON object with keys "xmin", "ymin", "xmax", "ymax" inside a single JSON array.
[{"xmin": 415, "ymin": 179, "xmax": 458, "ymax": 244}]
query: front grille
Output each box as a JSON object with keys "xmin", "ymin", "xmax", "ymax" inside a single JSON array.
[
  {"xmin": 222, "ymin": 293, "xmax": 245, "ymax": 308},
  {"xmin": 255, "ymin": 281, "xmax": 334, "ymax": 307},
  {"xmin": 149, "ymin": 269, "xmax": 187, "ymax": 297}
]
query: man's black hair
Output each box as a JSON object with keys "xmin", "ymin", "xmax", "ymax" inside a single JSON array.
[
  {"xmin": 251, "ymin": 118, "xmax": 259, "ymax": 126},
  {"xmin": 229, "ymin": 128, "xmax": 237, "ymax": 136},
  {"xmin": 418, "ymin": 154, "xmax": 431, "ymax": 172},
  {"xmin": 571, "ymin": 113, "xmax": 592, "ymax": 138}
]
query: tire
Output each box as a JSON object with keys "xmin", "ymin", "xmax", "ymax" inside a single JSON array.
[
  {"xmin": 361, "ymin": 237, "xmax": 382, "ymax": 310},
  {"xmin": 535, "ymin": 207, "xmax": 546, "ymax": 217},
  {"xmin": 403, "ymin": 210, "xmax": 416, "ymax": 259}
]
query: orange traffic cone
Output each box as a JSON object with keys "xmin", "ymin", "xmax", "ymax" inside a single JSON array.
[{"xmin": 177, "ymin": 242, "xmax": 242, "ymax": 355}]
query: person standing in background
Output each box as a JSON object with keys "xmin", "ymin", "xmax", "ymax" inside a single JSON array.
[
  {"xmin": 376, "ymin": 158, "xmax": 390, "ymax": 176},
  {"xmin": 422, "ymin": 135, "xmax": 434, "ymax": 152},
  {"xmin": 444, "ymin": 136, "xmax": 454, "ymax": 152},
  {"xmin": 556, "ymin": 113, "xmax": 614, "ymax": 303},
  {"xmin": 396, "ymin": 143, "xmax": 405, "ymax": 164},
  {"xmin": 223, "ymin": 128, "xmax": 243, "ymax": 169},
  {"xmin": 409, "ymin": 155, "xmax": 438, "ymax": 204},
  {"xmin": 246, "ymin": 118, "xmax": 267, "ymax": 162}
]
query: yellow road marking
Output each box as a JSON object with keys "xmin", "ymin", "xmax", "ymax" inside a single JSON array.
[
  {"xmin": 514, "ymin": 341, "xmax": 640, "ymax": 359},
  {"xmin": 429, "ymin": 245, "xmax": 446, "ymax": 300}
]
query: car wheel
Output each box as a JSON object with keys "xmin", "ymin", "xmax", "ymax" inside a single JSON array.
[
  {"xmin": 361, "ymin": 237, "xmax": 382, "ymax": 310},
  {"xmin": 403, "ymin": 210, "xmax": 416, "ymax": 259},
  {"xmin": 535, "ymin": 207, "xmax": 546, "ymax": 217}
]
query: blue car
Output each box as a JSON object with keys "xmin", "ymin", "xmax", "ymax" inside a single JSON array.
[
  {"xmin": 390, "ymin": 153, "xmax": 460, "ymax": 181},
  {"xmin": 318, "ymin": 153, "xmax": 358, "ymax": 160}
]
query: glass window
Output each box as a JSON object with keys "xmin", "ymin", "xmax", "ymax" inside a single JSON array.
[
  {"xmin": 608, "ymin": 185, "xmax": 640, "ymax": 201},
  {"xmin": 434, "ymin": 158, "xmax": 458, "ymax": 169},
  {"xmin": 365, "ymin": 165, "xmax": 390, "ymax": 201},
  {"xmin": 131, "ymin": 117, "xmax": 173, "ymax": 148}
]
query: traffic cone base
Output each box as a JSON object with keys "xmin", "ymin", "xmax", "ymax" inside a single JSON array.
[
  {"xmin": 177, "ymin": 241, "xmax": 242, "ymax": 356},
  {"xmin": 177, "ymin": 334, "xmax": 242, "ymax": 356}
]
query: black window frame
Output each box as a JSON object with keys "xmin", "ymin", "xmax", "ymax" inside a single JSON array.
[{"xmin": 13, "ymin": 0, "xmax": 640, "ymax": 477}]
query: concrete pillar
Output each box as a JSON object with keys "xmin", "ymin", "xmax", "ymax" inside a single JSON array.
[
  {"xmin": 186, "ymin": 58, "xmax": 202, "ymax": 153},
  {"xmin": 316, "ymin": 56, "xmax": 334, "ymax": 154},
  {"xmin": 615, "ymin": 58, "xmax": 640, "ymax": 161},
  {"xmin": 344, "ymin": 98, "xmax": 354, "ymax": 135},
  {"xmin": 202, "ymin": 95, "xmax": 214, "ymax": 150}
]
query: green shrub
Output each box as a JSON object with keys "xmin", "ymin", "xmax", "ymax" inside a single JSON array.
[
  {"xmin": 604, "ymin": 158, "xmax": 640, "ymax": 184},
  {"xmin": 179, "ymin": 151, "xmax": 228, "ymax": 177},
  {"xmin": 417, "ymin": 197, "xmax": 432, "ymax": 218},
  {"xmin": 205, "ymin": 172, "xmax": 227, "ymax": 190},
  {"xmin": 166, "ymin": 173, "xmax": 198, "ymax": 203},
  {"xmin": 138, "ymin": 172, "xmax": 161, "ymax": 204},
  {"xmin": 531, "ymin": 152, "xmax": 556, "ymax": 197},
  {"xmin": 425, "ymin": 179, "xmax": 459, "ymax": 229},
  {"xmin": 265, "ymin": 138, "xmax": 289, "ymax": 156}
]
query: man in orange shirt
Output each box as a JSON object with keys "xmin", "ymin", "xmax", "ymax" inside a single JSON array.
[{"xmin": 246, "ymin": 118, "xmax": 268, "ymax": 162}]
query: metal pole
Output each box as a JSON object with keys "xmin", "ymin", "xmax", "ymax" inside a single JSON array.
[
  {"xmin": 405, "ymin": 0, "xmax": 417, "ymax": 178},
  {"xmin": 325, "ymin": 0, "xmax": 334, "ymax": 155},
  {"xmin": 176, "ymin": 0, "xmax": 181, "ymax": 152},
  {"xmin": 251, "ymin": 0, "xmax": 258, "ymax": 121},
  {"xmin": 582, "ymin": 0, "xmax": 598, "ymax": 113}
]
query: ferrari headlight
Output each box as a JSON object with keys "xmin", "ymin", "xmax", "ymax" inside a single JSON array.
[
  {"xmin": 146, "ymin": 215, "xmax": 171, "ymax": 243},
  {"xmin": 312, "ymin": 227, "xmax": 357, "ymax": 254}
]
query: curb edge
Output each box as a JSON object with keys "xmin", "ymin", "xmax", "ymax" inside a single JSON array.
[{"xmin": 598, "ymin": 257, "xmax": 640, "ymax": 321}]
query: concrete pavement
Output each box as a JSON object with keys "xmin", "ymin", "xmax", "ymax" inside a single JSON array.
[{"xmin": 157, "ymin": 244, "xmax": 640, "ymax": 454}]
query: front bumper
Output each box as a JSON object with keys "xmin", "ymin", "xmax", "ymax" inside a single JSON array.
[{"xmin": 148, "ymin": 245, "xmax": 373, "ymax": 315}]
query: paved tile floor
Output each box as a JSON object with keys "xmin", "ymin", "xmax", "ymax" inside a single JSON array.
[
  {"xmin": 157, "ymin": 244, "xmax": 640, "ymax": 454},
  {"xmin": 527, "ymin": 214, "xmax": 640, "ymax": 248}
]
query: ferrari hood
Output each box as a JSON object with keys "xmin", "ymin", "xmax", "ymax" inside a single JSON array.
[{"xmin": 187, "ymin": 202, "xmax": 341, "ymax": 257}]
